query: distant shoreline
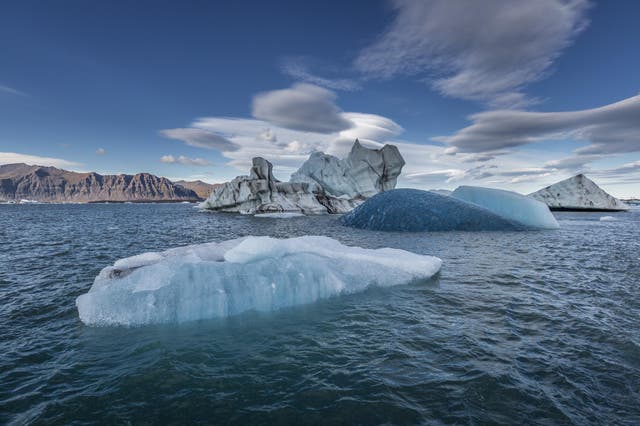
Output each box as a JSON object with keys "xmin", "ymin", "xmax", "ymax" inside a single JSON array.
[{"xmin": 1, "ymin": 199, "xmax": 200, "ymax": 204}]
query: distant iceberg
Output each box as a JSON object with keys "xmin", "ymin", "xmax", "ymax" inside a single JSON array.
[
  {"xmin": 76, "ymin": 236, "xmax": 441, "ymax": 326},
  {"xmin": 451, "ymin": 186, "xmax": 559, "ymax": 230},
  {"xmin": 341, "ymin": 189, "xmax": 525, "ymax": 232},
  {"xmin": 530, "ymin": 174, "xmax": 629, "ymax": 211}
]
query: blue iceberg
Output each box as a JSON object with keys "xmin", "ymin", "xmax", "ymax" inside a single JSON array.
[
  {"xmin": 76, "ymin": 236, "xmax": 442, "ymax": 326},
  {"xmin": 341, "ymin": 189, "xmax": 525, "ymax": 232},
  {"xmin": 451, "ymin": 186, "xmax": 559, "ymax": 230}
]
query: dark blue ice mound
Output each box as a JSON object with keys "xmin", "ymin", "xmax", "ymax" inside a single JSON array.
[{"xmin": 341, "ymin": 189, "xmax": 525, "ymax": 232}]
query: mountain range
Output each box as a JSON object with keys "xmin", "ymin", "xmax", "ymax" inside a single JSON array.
[{"xmin": 0, "ymin": 163, "xmax": 218, "ymax": 203}]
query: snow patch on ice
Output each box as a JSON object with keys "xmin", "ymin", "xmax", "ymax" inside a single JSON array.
[{"xmin": 76, "ymin": 236, "xmax": 441, "ymax": 326}]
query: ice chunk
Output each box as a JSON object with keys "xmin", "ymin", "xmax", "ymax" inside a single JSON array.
[
  {"xmin": 530, "ymin": 174, "xmax": 629, "ymax": 211},
  {"xmin": 451, "ymin": 186, "xmax": 559, "ymax": 230},
  {"xmin": 76, "ymin": 236, "xmax": 441, "ymax": 326},
  {"xmin": 599, "ymin": 216, "xmax": 618, "ymax": 221},
  {"xmin": 341, "ymin": 189, "xmax": 525, "ymax": 232},
  {"xmin": 254, "ymin": 212, "xmax": 305, "ymax": 218}
]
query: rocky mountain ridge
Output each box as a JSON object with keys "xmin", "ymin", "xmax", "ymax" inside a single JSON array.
[
  {"xmin": 173, "ymin": 180, "xmax": 221, "ymax": 200},
  {"xmin": 0, "ymin": 163, "xmax": 201, "ymax": 203}
]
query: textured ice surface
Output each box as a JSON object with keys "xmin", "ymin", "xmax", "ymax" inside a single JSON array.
[
  {"xmin": 254, "ymin": 212, "xmax": 306, "ymax": 218},
  {"xmin": 341, "ymin": 189, "xmax": 524, "ymax": 232},
  {"xmin": 76, "ymin": 236, "xmax": 441, "ymax": 326},
  {"xmin": 530, "ymin": 174, "xmax": 629, "ymax": 211},
  {"xmin": 451, "ymin": 186, "xmax": 559, "ymax": 230},
  {"xmin": 290, "ymin": 140, "xmax": 404, "ymax": 199}
]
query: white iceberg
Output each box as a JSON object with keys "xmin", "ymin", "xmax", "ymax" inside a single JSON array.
[
  {"xmin": 200, "ymin": 140, "xmax": 405, "ymax": 215},
  {"xmin": 291, "ymin": 140, "xmax": 405, "ymax": 199},
  {"xmin": 530, "ymin": 174, "xmax": 629, "ymax": 211},
  {"xmin": 76, "ymin": 236, "xmax": 441, "ymax": 326},
  {"xmin": 451, "ymin": 186, "xmax": 559, "ymax": 230},
  {"xmin": 254, "ymin": 212, "xmax": 306, "ymax": 219},
  {"xmin": 599, "ymin": 216, "xmax": 618, "ymax": 221}
]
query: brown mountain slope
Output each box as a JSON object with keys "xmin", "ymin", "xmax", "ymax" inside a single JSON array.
[
  {"xmin": 0, "ymin": 163, "xmax": 200, "ymax": 203},
  {"xmin": 173, "ymin": 180, "xmax": 222, "ymax": 200}
]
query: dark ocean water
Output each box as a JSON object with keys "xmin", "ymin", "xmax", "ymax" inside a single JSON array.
[{"xmin": 1, "ymin": 203, "xmax": 639, "ymax": 425}]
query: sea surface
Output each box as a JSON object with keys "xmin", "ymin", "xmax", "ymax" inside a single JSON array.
[{"xmin": 1, "ymin": 203, "xmax": 639, "ymax": 425}]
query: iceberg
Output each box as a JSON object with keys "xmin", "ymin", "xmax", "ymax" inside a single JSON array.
[
  {"xmin": 340, "ymin": 189, "xmax": 525, "ymax": 232},
  {"xmin": 451, "ymin": 186, "xmax": 559, "ymax": 230},
  {"xmin": 200, "ymin": 140, "xmax": 405, "ymax": 215},
  {"xmin": 290, "ymin": 139, "xmax": 405, "ymax": 199},
  {"xmin": 76, "ymin": 236, "xmax": 441, "ymax": 326},
  {"xmin": 530, "ymin": 174, "xmax": 629, "ymax": 211},
  {"xmin": 254, "ymin": 212, "xmax": 306, "ymax": 218}
]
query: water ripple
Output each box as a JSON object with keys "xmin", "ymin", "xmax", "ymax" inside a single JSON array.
[{"xmin": 0, "ymin": 204, "xmax": 639, "ymax": 424}]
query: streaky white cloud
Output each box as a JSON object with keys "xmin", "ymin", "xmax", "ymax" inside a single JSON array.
[
  {"xmin": 159, "ymin": 82, "xmax": 634, "ymax": 196},
  {"xmin": 96, "ymin": 148, "xmax": 106, "ymax": 155},
  {"xmin": 281, "ymin": 59, "xmax": 361, "ymax": 91},
  {"xmin": 160, "ymin": 155, "xmax": 212, "ymax": 167},
  {"xmin": 0, "ymin": 85, "xmax": 28, "ymax": 97},
  {"xmin": 160, "ymin": 128, "xmax": 238, "ymax": 151},
  {"xmin": 328, "ymin": 113, "xmax": 403, "ymax": 156},
  {"xmin": 259, "ymin": 128, "xmax": 277, "ymax": 142},
  {"xmin": 355, "ymin": 0, "xmax": 590, "ymax": 107},
  {"xmin": 543, "ymin": 154, "xmax": 604, "ymax": 171},
  {"xmin": 435, "ymin": 94, "xmax": 640, "ymax": 155},
  {"xmin": 252, "ymin": 83, "xmax": 352, "ymax": 133},
  {"xmin": 0, "ymin": 152, "xmax": 82, "ymax": 169}
]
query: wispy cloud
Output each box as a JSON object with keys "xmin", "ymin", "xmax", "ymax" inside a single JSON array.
[
  {"xmin": 0, "ymin": 152, "xmax": 81, "ymax": 169},
  {"xmin": 160, "ymin": 155, "xmax": 212, "ymax": 167},
  {"xmin": 160, "ymin": 128, "xmax": 238, "ymax": 151},
  {"xmin": 355, "ymin": 0, "xmax": 590, "ymax": 107},
  {"xmin": 435, "ymin": 94, "xmax": 640, "ymax": 155},
  {"xmin": 96, "ymin": 148, "xmax": 106, "ymax": 155},
  {"xmin": 0, "ymin": 85, "xmax": 28, "ymax": 97},
  {"xmin": 159, "ymin": 83, "xmax": 634, "ymax": 196},
  {"xmin": 281, "ymin": 58, "xmax": 361, "ymax": 91}
]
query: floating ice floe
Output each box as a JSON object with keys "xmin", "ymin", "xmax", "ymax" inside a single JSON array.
[
  {"xmin": 254, "ymin": 212, "xmax": 306, "ymax": 219},
  {"xmin": 76, "ymin": 236, "xmax": 441, "ymax": 326},
  {"xmin": 599, "ymin": 216, "xmax": 618, "ymax": 221},
  {"xmin": 341, "ymin": 189, "xmax": 525, "ymax": 232},
  {"xmin": 451, "ymin": 186, "xmax": 559, "ymax": 230}
]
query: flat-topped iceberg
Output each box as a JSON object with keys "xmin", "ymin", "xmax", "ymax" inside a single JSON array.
[
  {"xmin": 451, "ymin": 186, "xmax": 559, "ymax": 230},
  {"xmin": 76, "ymin": 236, "xmax": 441, "ymax": 326},
  {"xmin": 341, "ymin": 189, "xmax": 525, "ymax": 232}
]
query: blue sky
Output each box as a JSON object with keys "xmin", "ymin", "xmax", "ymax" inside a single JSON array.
[{"xmin": 1, "ymin": 0, "xmax": 639, "ymax": 197}]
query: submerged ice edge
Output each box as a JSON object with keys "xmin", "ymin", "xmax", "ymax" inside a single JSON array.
[{"xmin": 76, "ymin": 236, "xmax": 442, "ymax": 326}]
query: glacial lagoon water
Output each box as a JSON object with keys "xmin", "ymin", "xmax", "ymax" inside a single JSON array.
[{"xmin": 1, "ymin": 203, "xmax": 639, "ymax": 424}]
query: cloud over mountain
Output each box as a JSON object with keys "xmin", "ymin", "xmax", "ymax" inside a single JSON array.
[
  {"xmin": 160, "ymin": 128, "xmax": 238, "ymax": 151},
  {"xmin": 160, "ymin": 155, "xmax": 212, "ymax": 166}
]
